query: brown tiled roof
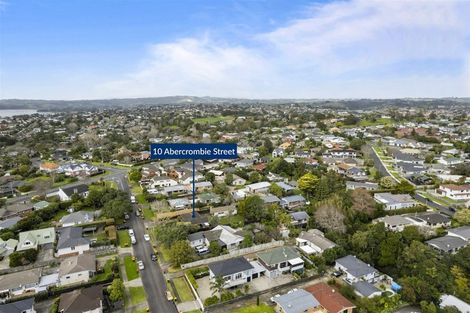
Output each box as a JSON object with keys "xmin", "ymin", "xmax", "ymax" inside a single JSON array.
[
  {"xmin": 441, "ymin": 184, "xmax": 470, "ymax": 191},
  {"xmin": 305, "ymin": 282, "xmax": 355, "ymax": 313}
]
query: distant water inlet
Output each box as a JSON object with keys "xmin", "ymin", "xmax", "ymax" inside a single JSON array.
[{"xmin": 0, "ymin": 109, "xmax": 39, "ymax": 117}]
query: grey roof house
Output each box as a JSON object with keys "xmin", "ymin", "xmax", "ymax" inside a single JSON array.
[
  {"xmin": 335, "ymin": 255, "xmax": 381, "ymax": 284},
  {"xmin": 208, "ymin": 256, "xmax": 254, "ymax": 288},
  {"xmin": 257, "ymin": 246, "xmax": 304, "ymax": 279},
  {"xmin": 426, "ymin": 235, "xmax": 469, "ymax": 254},
  {"xmin": 56, "ymin": 227, "xmax": 90, "ymax": 257}
]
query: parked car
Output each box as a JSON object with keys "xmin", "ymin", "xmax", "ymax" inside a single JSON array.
[
  {"xmin": 151, "ymin": 253, "xmax": 157, "ymax": 262},
  {"xmin": 196, "ymin": 245, "xmax": 209, "ymax": 255},
  {"xmin": 144, "ymin": 234, "xmax": 150, "ymax": 241},
  {"xmin": 116, "ymin": 223, "xmax": 129, "ymax": 230},
  {"xmin": 137, "ymin": 260, "xmax": 144, "ymax": 270}
]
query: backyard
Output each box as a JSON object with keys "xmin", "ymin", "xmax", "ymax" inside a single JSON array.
[
  {"xmin": 128, "ymin": 286, "xmax": 146, "ymax": 305},
  {"xmin": 230, "ymin": 304, "xmax": 275, "ymax": 313},
  {"xmin": 192, "ymin": 115, "xmax": 234, "ymax": 125}
]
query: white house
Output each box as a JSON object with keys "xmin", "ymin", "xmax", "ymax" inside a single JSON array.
[
  {"xmin": 58, "ymin": 184, "xmax": 89, "ymax": 201},
  {"xmin": 208, "ymin": 257, "xmax": 254, "ymax": 288},
  {"xmin": 296, "ymin": 229, "xmax": 336, "ymax": 255},
  {"xmin": 150, "ymin": 176, "xmax": 178, "ymax": 188},
  {"xmin": 245, "ymin": 182, "xmax": 271, "ymax": 194},
  {"xmin": 256, "ymin": 246, "xmax": 304, "ymax": 279},
  {"xmin": 56, "ymin": 227, "xmax": 90, "ymax": 257},
  {"xmin": 374, "ymin": 193, "xmax": 417, "ymax": 210},
  {"xmin": 437, "ymin": 184, "xmax": 470, "ymax": 201},
  {"xmin": 59, "ymin": 254, "xmax": 96, "ymax": 286},
  {"xmin": 17, "ymin": 227, "xmax": 56, "ymax": 251},
  {"xmin": 335, "ymin": 255, "xmax": 381, "ymax": 284}
]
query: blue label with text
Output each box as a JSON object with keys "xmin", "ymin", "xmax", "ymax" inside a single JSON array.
[{"xmin": 150, "ymin": 143, "xmax": 238, "ymax": 160}]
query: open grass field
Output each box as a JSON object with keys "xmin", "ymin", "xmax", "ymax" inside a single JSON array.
[
  {"xmin": 172, "ymin": 277, "xmax": 194, "ymax": 302},
  {"xmin": 123, "ymin": 255, "xmax": 139, "ymax": 281},
  {"xmin": 118, "ymin": 230, "xmax": 131, "ymax": 248},
  {"xmin": 230, "ymin": 304, "xmax": 275, "ymax": 313},
  {"xmin": 192, "ymin": 115, "xmax": 234, "ymax": 124},
  {"xmin": 143, "ymin": 207, "xmax": 154, "ymax": 220},
  {"xmin": 128, "ymin": 286, "xmax": 146, "ymax": 305}
]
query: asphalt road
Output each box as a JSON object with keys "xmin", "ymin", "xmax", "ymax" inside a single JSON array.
[{"xmin": 118, "ymin": 175, "xmax": 178, "ymax": 313}]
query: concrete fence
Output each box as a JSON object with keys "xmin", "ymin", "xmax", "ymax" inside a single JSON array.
[{"xmin": 181, "ymin": 240, "xmax": 284, "ymax": 269}]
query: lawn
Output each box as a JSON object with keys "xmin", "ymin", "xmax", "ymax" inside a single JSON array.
[
  {"xmin": 230, "ymin": 304, "xmax": 275, "ymax": 313},
  {"xmin": 118, "ymin": 230, "xmax": 131, "ymax": 248},
  {"xmin": 192, "ymin": 115, "xmax": 234, "ymax": 125},
  {"xmin": 52, "ymin": 210, "xmax": 68, "ymax": 222},
  {"xmin": 94, "ymin": 258, "xmax": 116, "ymax": 281},
  {"xmin": 219, "ymin": 214, "xmax": 244, "ymax": 228},
  {"xmin": 136, "ymin": 194, "xmax": 147, "ymax": 204},
  {"xmin": 104, "ymin": 180, "xmax": 118, "ymax": 189},
  {"xmin": 128, "ymin": 286, "xmax": 146, "ymax": 305},
  {"xmin": 158, "ymin": 245, "xmax": 172, "ymax": 263},
  {"xmin": 358, "ymin": 117, "xmax": 394, "ymax": 127},
  {"xmin": 123, "ymin": 255, "xmax": 139, "ymax": 281},
  {"xmin": 131, "ymin": 184, "xmax": 142, "ymax": 194},
  {"xmin": 172, "ymin": 277, "xmax": 194, "ymax": 302},
  {"xmin": 143, "ymin": 207, "xmax": 154, "ymax": 220}
]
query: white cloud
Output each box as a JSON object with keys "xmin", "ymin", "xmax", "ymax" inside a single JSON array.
[{"xmin": 98, "ymin": 0, "xmax": 470, "ymax": 98}]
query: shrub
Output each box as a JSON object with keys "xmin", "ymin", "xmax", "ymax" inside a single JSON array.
[
  {"xmin": 204, "ymin": 295, "xmax": 219, "ymax": 306},
  {"xmin": 50, "ymin": 298, "xmax": 59, "ymax": 313},
  {"xmin": 185, "ymin": 271, "xmax": 198, "ymax": 289},
  {"xmin": 9, "ymin": 248, "xmax": 38, "ymax": 267},
  {"xmin": 220, "ymin": 292, "xmax": 235, "ymax": 302},
  {"xmin": 18, "ymin": 184, "xmax": 33, "ymax": 192}
]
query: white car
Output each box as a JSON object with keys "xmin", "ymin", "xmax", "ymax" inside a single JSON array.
[
  {"xmin": 137, "ymin": 260, "xmax": 144, "ymax": 270},
  {"xmin": 144, "ymin": 234, "xmax": 150, "ymax": 241},
  {"xmin": 128, "ymin": 229, "xmax": 134, "ymax": 236}
]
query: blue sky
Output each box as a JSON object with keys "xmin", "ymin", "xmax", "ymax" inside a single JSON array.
[{"xmin": 1, "ymin": 0, "xmax": 469, "ymax": 99}]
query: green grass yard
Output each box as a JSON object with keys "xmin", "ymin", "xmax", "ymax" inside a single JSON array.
[
  {"xmin": 172, "ymin": 277, "xmax": 194, "ymax": 302},
  {"xmin": 128, "ymin": 286, "xmax": 146, "ymax": 305},
  {"xmin": 230, "ymin": 304, "xmax": 275, "ymax": 313},
  {"xmin": 118, "ymin": 230, "xmax": 131, "ymax": 248},
  {"xmin": 143, "ymin": 207, "xmax": 154, "ymax": 220},
  {"xmin": 136, "ymin": 194, "xmax": 147, "ymax": 204},
  {"xmin": 123, "ymin": 255, "xmax": 139, "ymax": 281}
]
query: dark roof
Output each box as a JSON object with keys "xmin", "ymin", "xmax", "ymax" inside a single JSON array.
[
  {"xmin": 209, "ymin": 256, "xmax": 253, "ymax": 277},
  {"xmin": 60, "ymin": 184, "xmax": 89, "ymax": 196},
  {"xmin": 426, "ymin": 235, "xmax": 469, "ymax": 253},
  {"xmin": 415, "ymin": 212, "xmax": 450, "ymax": 225},
  {"xmin": 57, "ymin": 227, "xmax": 90, "ymax": 249},
  {"xmin": 352, "ymin": 281, "xmax": 381, "ymax": 297},
  {"xmin": 290, "ymin": 211, "xmax": 309, "ymax": 221},
  {"xmin": 59, "ymin": 285, "xmax": 102, "ymax": 313},
  {"xmin": 0, "ymin": 298, "xmax": 34, "ymax": 313}
]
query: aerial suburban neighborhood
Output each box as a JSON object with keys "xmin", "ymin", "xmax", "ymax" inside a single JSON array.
[
  {"xmin": 0, "ymin": 100, "xmax": 469, "ymax": 313},
  {"xmin": 1, "ymin": 0, "xmax": 470, "ymax": 313}
]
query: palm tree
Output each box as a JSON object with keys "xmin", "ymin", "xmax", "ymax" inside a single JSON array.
[{"xmin": 210, "ymin": 275, "xmax": 226, "ymax": 296}]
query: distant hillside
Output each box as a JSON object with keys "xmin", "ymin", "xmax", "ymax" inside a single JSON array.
[{"xmin": 1, "ymin": 96, "xmax": 469, "ymax": 111}]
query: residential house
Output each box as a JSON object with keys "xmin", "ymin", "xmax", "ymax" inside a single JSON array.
[
  {"xmin": 296, "ymin": 229, "xmax": 336, "ymax": 255},
  {"xmin": 33, "ymin": 201, "xmax": 50, "ymax": 211},
  {"xmin": 406, "ymin": 212, "xmax": 451, "ymax": 228},
  {"xmin": 149, "ymin": 176, "xmax": 178, "ymax": 188},
  {"xmin": 437, "ymin": 184, "xmax": 470, "ymax": 201},
  {"xmin": 305, "ymin": 282, "xmax": 356, "ymax": 313},
  {"xmin": 0, "ymin": 238, "xmax": 18, "ymax": 258},
  {"xmin": 58, "ymin": 184, "xmax": 89, "ymax": 201},
  {"xmin": 256, "ymin": 246, "xmax": 304, "ymax": 279},
  {"xmin": 56, "ymin": 227, "xmax": 90, "ymax": 257},
  {"xmin": 58, "ymin": 163, "xmax": 99, "ymax": 177},
  {"xmin": 210, "ymin": 205, "xmax": 237, "ymax": 218},
  {"xmin": 59, "ymin": 211, "xmax": 94, "ymax": 227},
  {"xmin": 231, "ymin": 175, "xmax": 246, "ymax": 186},
  {"xmin": 197, "ymin": 192, "xmax": 221, "ymax": 205},
  {"xmin": 272, "ymin": 148, "xmax": 285, "ymax": 158},
  {"xmin": 290, "ymin": 211, "xmax": 309, "ymax": 227},
  {"xmin": 391, "ymin": 150, "xmax": 424, "ymax": 164},
  {"xmin": 0, "ymin": 268, "xmax": 45, "ymax": 299},
  {"xmin": 374, "ymin": 193, "xmax": 417, "ymax": 210},
  {"xmin": 17, "ymin": 227, "xmax": 56, "ymax": 251},
  {"xmin": 276, "ymin": 182, "xmax": 295, "ymax": 193},
  {"xmin": 346, "ymin": 181, "xmax": 379, "ymax": 191},
  {"xmin": 245, "ymin": 182, "xmax": 271, "ymax": 194},
  {"xmin": 193, "ymin": 181, "xmax": 213, "ymax": 192},
  {"xmin": 39, "ymin": 161, "xmax": 59, "ymax": 173},
  {"xmin": 59, "ymin": 254, "xmax": 96, "ymax": 286},
  {"xmin": 167, "ymin": 198, "xmax": 191, "ymax": 210},
  {"xmin": 352, "ymin": 281, "xmax": 382, "ymax": 298},
  {"xmin": 0, "ymin": 297, "xmax": 36, "ymax": 313},
  {"xmin": 0, "ymin": 216, "xmax": 21, "ymax": 230},
  {"xmin": 335, "ymin": 255, "xmax": 381, "ymax": 284},
  {"xmin": 58, "ymin": 285, "xmax": 103, "ymax": 313},
  {"xmin": 208, "ymin": 257, "xmax": 254, "ymax": 288},
  {"xmin": 447, "ymin": 226, "xmax": 470, "ymax": 242},
  {"xmin": 328, "ymin": 148, "xmax": 357, "ymax": 158},
  {"xmin": 375, "ymin": 215, "xmax": 415, "ymax": 232},
  {"xmin": 188, "ymin": 225, "xmax": 243, "ymax": 251},
  {"xmin": 426, "ymin": 235, "xmax": 469, "ymax": 254},
  {"xmin": 272, "ymin": 289, "xmax": 326, "ymax": 313},
  {"xmin": 261, "ymin": 194, "xmax": 281, "ymax": 207},
  {"xmin": 162, "ymin": 185, "xmax": 187, "ymax": 196},
  {"xmin": 280, "ymin": 195, "xmax": 306, "ymax": 209},
  {"xmin": 439, "ymin": 295, "xmax": 470, "ymax": 313}
]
